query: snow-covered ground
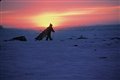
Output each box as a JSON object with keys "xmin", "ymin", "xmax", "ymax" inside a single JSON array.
[{"xmin": 0, "ymin": 25, "xmax": 120, "ymax": 80}]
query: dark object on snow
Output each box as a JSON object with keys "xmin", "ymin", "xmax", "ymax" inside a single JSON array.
[
  {"xmin": 94, "ymin": 49, "xmax": 97, "ymax": 51},
  {"xmin": 74, "ymin": 45, "xmax": 78, "ymax": 47},
  {"xmin": 4, "ymin": 36, "xmax": 27, "ymax": 41},
  {"xmin": 77, "ymin": 35, "xmax": 88, "ymax": 39},
  {"xmin": 110, "ymin": 37, "xmax": 120, "ymax": 40},
  {"xmin": 35, "ymin": 31, "xmax": 47, "ymax": 40},
  {"xmin": 35, "ymin": 23, "xmax": 55, "ymax": 41},
  {"xmin": 11, "ymin": 36, "xmax": 27, "ymax": 41},
  {"xmin": 94, "ymin": 34, "xmax": 97, "ymax": 36},
  {"xmin": 99, "ymin": 57, "xmax": 107, "ymax": 59},
  {"xmin": 102, "ymin": 40, "xmax": 106, "ymax": 41},
  {"xmin": 0, "ymin": 25, "xmax": 3, "ymax": 29},
  {"xmin": 68, "ymin": 38, "xmax": 73, "ymax": 40}
]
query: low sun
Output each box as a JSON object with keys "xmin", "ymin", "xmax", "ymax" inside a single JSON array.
[{"xmin": 31, "ymin": 13, "xmax": 62, "ymax": 28}]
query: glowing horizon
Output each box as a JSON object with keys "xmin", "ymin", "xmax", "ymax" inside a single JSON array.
[{"xmin": 0, "ymin": 0, "xmax": 119, "ymax": 30}]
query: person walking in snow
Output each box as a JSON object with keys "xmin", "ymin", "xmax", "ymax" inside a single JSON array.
[
  {"xmin": 35, "ymin": 23, "xmax": 55, "ymax": 41},
  {"xmin": 45, "ymin": 23, "xmax": 55, "ymax": 40}
]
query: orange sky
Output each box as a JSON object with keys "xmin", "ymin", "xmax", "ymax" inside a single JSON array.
[{"xmin": 0, "ymin": 0, "xmax": 119, "ymax": 30}]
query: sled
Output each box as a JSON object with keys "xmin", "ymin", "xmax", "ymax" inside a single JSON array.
[{"xmin": 35, "ymin": 29, "xmax": 48, "ymax": 40}]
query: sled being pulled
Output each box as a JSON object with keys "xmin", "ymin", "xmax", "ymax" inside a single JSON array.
[{"xmin": 35, "ymin": 29, "xmax": 48, "ymax": 40}]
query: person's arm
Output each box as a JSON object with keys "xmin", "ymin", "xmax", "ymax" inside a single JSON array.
[
  {"xmin": 51, "ymin": 27, "xmax": 55, "ymax": 32},
  {"xmin": 52, "ymin": 29, "xmax": 55, "ymax": 32}
]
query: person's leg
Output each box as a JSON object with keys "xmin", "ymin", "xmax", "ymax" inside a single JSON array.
[
  {"xmin": 48, "ymin": 34, "xmax": 52, "ymax": 40},
  {"xmin": 49, "ymin": 35, "xmax": 52, "ymax": 40},
  {"xmin": 46, "ymin": 36, "xmax": 49, "ymax": 40}
]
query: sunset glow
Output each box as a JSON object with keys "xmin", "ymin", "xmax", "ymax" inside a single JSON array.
[
  {"xmin": 0, "ymin": 0, "xmax": 119, "ymax": 30},
  {"xmin": 30, "ymin": 10, "xmax": 93, "ymax": 28},
  {"xmin": 31, "ymin": 13, "xmax": 63, "ymax": 28}
]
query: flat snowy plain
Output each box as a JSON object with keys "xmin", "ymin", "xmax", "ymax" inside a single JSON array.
[{"xmin": 0, "ymin": 25, "xmax": 120, "ymax": 80}]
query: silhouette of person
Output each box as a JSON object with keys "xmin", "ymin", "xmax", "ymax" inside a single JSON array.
[
  {"xmin": 35, "ymin": 23, "xmax": 55, "ymax": 41},
  {"xmin": 46, "ymin": 23, "xmax": 55, "ymax": 40},
  {"xmin": 45, "ymin": 23, "xmax": 55, "ymax": 40}
]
